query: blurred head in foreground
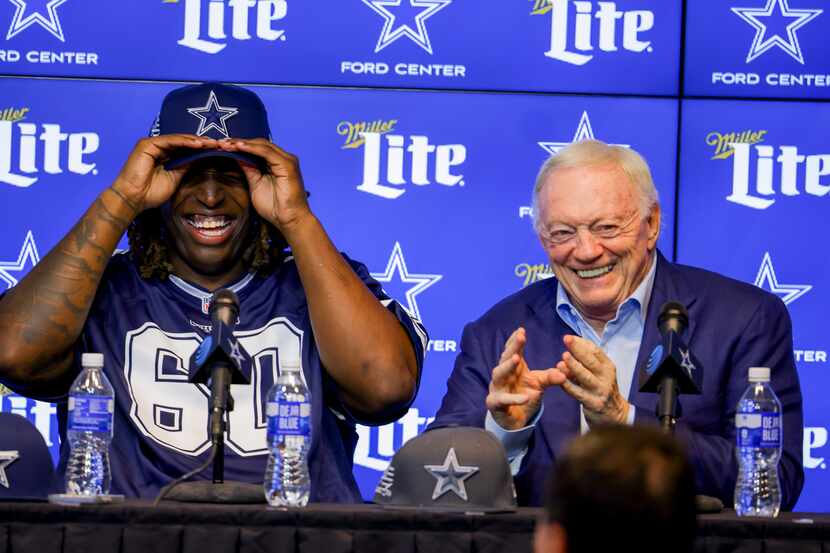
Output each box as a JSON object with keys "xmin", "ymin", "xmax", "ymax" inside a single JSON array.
[{"xmin": 535, "ymin": 424, "xmax": 697, "ymax": 553}]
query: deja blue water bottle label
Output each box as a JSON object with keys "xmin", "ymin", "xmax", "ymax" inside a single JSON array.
[
  {"xmin": 736, "ymin": 412, "xmax": 780, "ymax": 448},
  {"xmin": 68, "ymin": 395, "xmax": 114, "ymax": 433},
  {"xmin": 267, "ymin": 401, "xmax": 311, "ymax": 436}
]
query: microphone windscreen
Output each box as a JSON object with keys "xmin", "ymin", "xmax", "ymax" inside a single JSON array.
[
  {"xmin": 658, "ymin": 301, "xmax": 688, "ymax": 334},
  {"xmin": 210, "ymin": 289, "xmax": 240, "ymax": 324}
]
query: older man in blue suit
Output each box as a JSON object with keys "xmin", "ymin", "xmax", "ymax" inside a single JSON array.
[{"xmin": 431, "ymin": 139, "xmax": 803, "ymax": 508}]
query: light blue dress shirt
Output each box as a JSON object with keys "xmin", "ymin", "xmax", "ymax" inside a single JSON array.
[{"xmin": 485, "ymin": 254, "xmax": 658, "ymax": 473}]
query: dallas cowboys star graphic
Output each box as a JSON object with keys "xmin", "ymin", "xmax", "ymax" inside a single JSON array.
[
  {"xmin": 187, "ymin": 90, "xmax": 239, "ymax": 139},
  {"xmin": 538, "ymin": 111, "xmax": 629, "ymax": 156},
  {"xmin": 362, "ymin": 0, "xmax": 451, "ymax": 54},
  {"xmin": 753, "ymin": 252, "xmax": 811, "ymax": 306},
  {"xmin": 732, "ymin": 0, "xmax": 822, "ymax": 64},
  {"xmin": 371, "ymin": 242, "xmax": 441, "ymax": 322},
  {"xmin": 0, "ymin": 450, "xmax": 19, "ymax": 489},
  {"xmin": 0, "ymin": 231, "xmax": 40, "ymax": 290},
  {"xmin": 6, "ymin": 0, "xmax": 67, "ymax": 41},
  {"xmin": 229, "ymin": 338, "xmax": 245, "ymax": 369},
  {"xmin": 679, "ymin": 348, "xmax": 696, "ymax": 375},
  {"xmin": 424, "ymin": 447, "xmax": 479, "ymax": 501}
]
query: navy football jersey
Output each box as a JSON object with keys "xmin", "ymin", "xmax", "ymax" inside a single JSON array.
[{"xmin": 54, "ymin": 252, "xmax": 427, "ymax": 501}]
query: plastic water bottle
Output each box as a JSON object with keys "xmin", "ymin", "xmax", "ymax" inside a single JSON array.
[
  {"xmin": 263, "ymin": 358, "xmax": 311, "ymax": 507},
  {"xmin": 65, "ymin": 353, "xmax": 114, "ymax": 496},
  {"xmin": 734, "ymin": 366, "xmax": 782, "ymax": 517}
]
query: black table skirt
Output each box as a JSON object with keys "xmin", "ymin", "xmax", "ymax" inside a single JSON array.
[{"xmin": 0, "ymin": 501, "xmax": 828, "ymax": 553}]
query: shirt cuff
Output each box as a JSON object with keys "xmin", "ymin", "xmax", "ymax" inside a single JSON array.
[
  {"xmin": 484, "ymin": 405, "xmax": 544, "ymax": 460},
  {"xmin": 626, "ymin": 404, "xmax": 636, "ymax": 425}
]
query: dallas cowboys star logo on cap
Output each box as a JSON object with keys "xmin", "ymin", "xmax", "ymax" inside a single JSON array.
[
  {"xmin": 0, "ymin": 450, "xmax": 20, "ymax": 489},
  {"xmin": 424, "ymin": 447, "xmax": 479, "ymax": 501},
  {"xmin": 187, "ymin": 90, "xmax": 239, "ymax": 139}
]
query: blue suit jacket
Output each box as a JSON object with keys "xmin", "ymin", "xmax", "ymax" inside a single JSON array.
[{"xmin": 431, "ymin": 252, "xmax": 804, "ymax": 509}]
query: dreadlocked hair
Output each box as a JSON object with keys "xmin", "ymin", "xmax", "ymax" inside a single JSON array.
[{"xmin": 127, "ymin": 208, "xmax": 288, "ymax": 280}]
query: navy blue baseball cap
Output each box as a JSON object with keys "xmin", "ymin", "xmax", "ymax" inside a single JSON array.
[
  {"xmin": 150, "ymin": 82, "xmax": 272, "ymax": 170},
  {"xmin": 0, "ymin": 413, "xmax": 53, "ymax": 501}
]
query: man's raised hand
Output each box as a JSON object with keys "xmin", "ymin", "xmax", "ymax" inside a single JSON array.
[{"xmin": 486, "ymin": 327, "xmax": 564, "ymax": 430}]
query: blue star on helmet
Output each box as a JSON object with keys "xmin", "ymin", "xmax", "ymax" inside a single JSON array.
[
  {"xmin": 424, "ymin": 447, "xmax": 479, "ymax": 501},
  {"xmin": 187, "ymin": 90, "xmax": 239, "ymax": 139}
]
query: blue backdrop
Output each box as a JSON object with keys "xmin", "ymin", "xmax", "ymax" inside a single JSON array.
[{"xmin": 0, "ymin": 0, "xmax": 827, "ymax": 512}]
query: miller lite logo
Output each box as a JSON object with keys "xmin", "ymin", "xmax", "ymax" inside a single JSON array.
[
  {"xmin": 0, "ymin": 109, "xmax": 99, "ymax": 188},
  {"xmin": 805, "ymin": 427, "xmax": 828, "ymax": 470},
  {"xmin": 706, "ymin": 129, "xmax": 768, "ymax": 160},
  {"xmin": 515, "ymin": 262, "xmax": 554, "ymax": 287},
  {"xmin": 342, "ymin": 120, "xmax": 467, "ymax": 200},
  {"xmin": 538, "ymin": 0, "xmax": 655, "ymax": 66},
  {"xmin": 354, "ymin": 407, "xmax": 434, "ymax": 471},
  {"xmin": 720, "ymin": 138, "xmax": 830, "ymax": 210},
  {"xmin": 171, "ymin": 0, "xmax": 288, "ymax": 54}
]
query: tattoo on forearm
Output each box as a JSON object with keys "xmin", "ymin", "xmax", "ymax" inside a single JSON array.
[{"xmin": 0, "ymin": 189, "xmax": 133, "ymax": 378}]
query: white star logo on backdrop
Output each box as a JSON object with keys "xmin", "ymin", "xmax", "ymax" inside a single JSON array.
[
  {"xmin": 371, "ymin": 242, "xmax": 442, "ymax": 322},
  {"xmin": 187, "ymin": 90, "xmax": 239, "ymax": 138},
  {"xmin": 0, "ymin": 231, "xmax": 41, "ymax": 290},
  {"xmin": 753, "ymin": 252, "xmax": 812, "ymax": 306},
  {"xmin": 6, "ymin": 0, "xmax": 67, "ymax": 41},
  {"xmin": 732, "ymin": 0, "xmax": 822, "ymax": 64},
  {"xmin": 0, "ymin": 450, "xmax": 19, "ymax": 489},
  {"xmin": 679, "ymin": 348, "xmax": 696, "ymax": 375},
  {"xmin": 538, "ymin": 111, "xmax": 630, "ymax": 155},
  {"xmin": 362, "ymin": 0, "xmax": 451, "ymax": 54},
  {"xmin": 424, "ymin": 447, "xmax": 479, "ymax": 501}
]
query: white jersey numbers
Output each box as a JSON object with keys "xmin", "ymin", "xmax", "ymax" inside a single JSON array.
[{"xmin": 123, "ymin": 319, "xmax": 305, "ymax": 457}]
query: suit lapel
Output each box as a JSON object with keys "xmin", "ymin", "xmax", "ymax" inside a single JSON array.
[{"xmin": 629, "ymin": 251, "xmax": 698, "ymax": 404}]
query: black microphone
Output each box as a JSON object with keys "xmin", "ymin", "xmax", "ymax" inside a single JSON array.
[
  {"xmin": 639, "ymin": 301, "xmax": 702, "ymax": 433},
  {"xmin": 207, "ymin": 290, "xmax": 238, "ymax": 451},
  {"xmin": 189, "ymin": 289, "xmax": 251, "ymax": 483},
  {"xmin": 658, "ymin": 301, "xmax": 688, "ymax": 335}
]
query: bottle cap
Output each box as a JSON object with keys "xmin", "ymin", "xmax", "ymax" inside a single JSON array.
[
  {"xmin": 748, "ymin": 366, "xmax": 770, "ymax": 382},
  {"xmin": 281, "ymin": 359, "xmax": 301, "ymax": 373},
  {"xmin": 81, "ymin": 353, "xmax": 104, "ymax": 368}
]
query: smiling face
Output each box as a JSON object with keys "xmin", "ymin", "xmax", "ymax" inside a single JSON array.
[
  {"xmin": 536, "ymin": 162, "xmax": 660, "ymax": 325},
  {"xmin": 160, "ymin": 157, "xmax": 253, "ymax": 290}
]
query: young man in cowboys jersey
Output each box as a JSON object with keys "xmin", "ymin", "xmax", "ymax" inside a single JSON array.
[{"xmin": 0, "ymin": 83, "xmax": 425, "ymax": 502}]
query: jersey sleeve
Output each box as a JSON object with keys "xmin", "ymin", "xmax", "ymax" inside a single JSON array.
[{"xmin": 321, "ymin": 254, "xmax": 428, "ymax": 426}]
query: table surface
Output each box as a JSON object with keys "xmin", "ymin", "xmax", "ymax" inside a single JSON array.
[{"xmin": 1, "ymin": 501, "xmax": 829, "ymax": 553}]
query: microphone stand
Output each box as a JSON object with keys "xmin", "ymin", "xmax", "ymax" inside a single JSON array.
[
  {"xmin": 153, "ymin": 289, "xmax": 262, "ymax": 505},
  {"xmin": 209, "ymin": 360, "xmax": 233, "ymax": 483}
]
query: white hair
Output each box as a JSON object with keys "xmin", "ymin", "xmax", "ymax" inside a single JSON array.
[{"xmin": 530, "ymin": 139, "xmax": 659, "ymax": 232}]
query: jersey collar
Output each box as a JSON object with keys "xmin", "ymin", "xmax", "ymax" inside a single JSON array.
[{"xmin": 168, "ymin": 271, "xmax": 257, "ymax": 315}]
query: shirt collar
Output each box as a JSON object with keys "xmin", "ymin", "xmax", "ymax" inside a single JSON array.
[{"xmin": 556, "ymin": 253, "xmax": 658, "ymax": 327}]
